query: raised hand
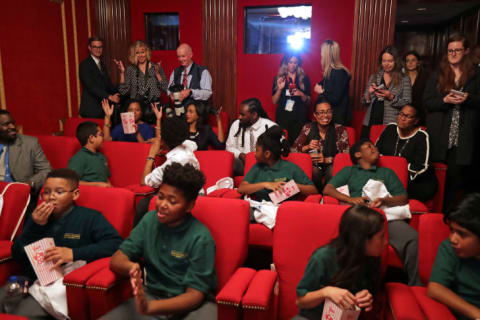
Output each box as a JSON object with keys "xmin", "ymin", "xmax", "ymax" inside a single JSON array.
[
  {"xmin": 108, "ymin": 93, "xmax": 120, "ymax": 104},
  {"xmin": 102, "ymin": 99, "xmax": 114, "ymax": 118},
  {"xmin": 32, "ymin": 202, "xmax": 54, "ymax": 226},
  {"xmin": 151, "ymin": 103, "xmax": 163, "ymax": 121},
  {"xmin": 314, "ymin": 83, "xmax": 324, "ymax": 94},
  {"xmin": 113, "ymin": 59, "xmax": 125, "ymax": 73},
  {"xmin": 44, "ymin": 246, "xmax": 73, "ymax": 269},
  {"xmin": 277, "ymin": 76, "xmax": 286, "ymax": 90}
]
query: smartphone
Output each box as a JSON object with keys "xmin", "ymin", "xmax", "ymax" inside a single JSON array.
[
  {"xmin": 450, "ymin": 89, "xmax": 465, "ymax": 97},
  {"xmin": 375, "ymin": 83, "xmax": 385, "ymax": 91}
]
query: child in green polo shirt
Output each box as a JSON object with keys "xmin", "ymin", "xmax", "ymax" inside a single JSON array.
[
  {"xmin": 68, "ymin": 121, "xmax": 112, "ymax": 187},
  {"xmin": 427, "ymin": 193, "xmax": 480, "ymax": 320},
  {"xmin": 293, "ymin": 205, "xmax": 385, "ymax": 320},
  {"xmin": 238, "ymin": 125, "xmax": 318, "ymax": 202},
  {"xmin": 103, "ymin": 162, "xmax": 217, "ymax": 320}
]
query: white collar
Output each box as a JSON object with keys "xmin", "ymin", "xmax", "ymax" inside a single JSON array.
[
  {"xmin": 166, "ymin": 140, "xmax": 198, "ymax": 158},
  {"xmin": 91, "ymin": 55, "xmax": 101, "ymax": 66}
]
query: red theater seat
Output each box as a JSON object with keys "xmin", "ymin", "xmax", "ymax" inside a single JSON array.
[
  {"xmin": 63, "ymin": 186, "xmax": 135, "ymax": 320},
  {"xmin": 85, "ymin": 197, "xmax": 253, "ymax": 320},
  {"xmin": 35, "ymin": 135, "xmax": 80, "ymax": 169},
  {"xmin": 194, "ymin": 150, "xmax": 234, "ymax": 191},
  {"xmin": 386, "ymin": 213, "xmax": 454, "ymax": 320},
  {"xmin": 370, "ymin": 124, "xmax": 385, "ymax": 144},
  {"xmin": 63, "ymin": 118, "xmax": 105, "ymax": 137},
  {"xmin": 345, "ymin": 126, "xmax": 356, "ymax": 146}
]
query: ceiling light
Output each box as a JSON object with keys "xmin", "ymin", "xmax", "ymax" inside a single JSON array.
[
  {"xmin": 401, "ymin": 20, "xmax": 409, "ymax": 23},
  {"xmin": 416, "ymin": 7, "xmax": 427, "ymax": 11}
]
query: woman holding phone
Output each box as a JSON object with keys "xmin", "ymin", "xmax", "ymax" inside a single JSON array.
[
  {"xmin": 361, "ymin": 46, "xmax": 412, "ymax": 139},
  {"xmin": 424, "ymin": 33, "xmax": 480, "ymax": 211}
]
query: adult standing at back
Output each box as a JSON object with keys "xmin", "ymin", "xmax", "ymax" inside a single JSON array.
[
  {"xmin": 361, "ymin": 46, "xmax": 412, "ymax": 139},
  {"xmin": 404, "ymin": 51, "xmax": 429, "ymax": 125},
  {"xmin": 168, "ymin": 43, "xmax": 213, "ymax": 111},
  {"xmin": 314, "ymin": 40, "xmax": 351, "ymax": 125},
  {"xmin": 79, "ymin": 36, "xmax": 119, "ymax": 118},
  {"xmin": 115, "ymin": 40, "xmax": 168, "ymax": 123},
  {"xmin": 272, "ymin": 53, "xmax": 311, "ymax": 145},
  {"xmin": 423, "ymin": 33, "xmax": 480, "ymax": 211}
]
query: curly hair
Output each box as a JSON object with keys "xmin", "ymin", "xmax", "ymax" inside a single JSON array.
[
  {"xmin": 162, "ymin": 162, "xmax": 205, "ymax": 202},
  {"xmin": 162, "ymin": 117, "xmax": 189, "ymax": 150},
  {"xmin": 47, "ymin": 168, "xmax": 79, "ymax": 190},
  {"xmin": 256, "ymin": 125, "xmax": 290, "ymax": 160}
]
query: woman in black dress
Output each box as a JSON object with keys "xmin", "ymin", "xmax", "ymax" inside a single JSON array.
[
  {"xmin": 403, "ymin": 51, "xmax": 429, "ymax": 125},
  {"xmin": 185, "ymin": 101, "xmax": 225, "ymax": 150}
]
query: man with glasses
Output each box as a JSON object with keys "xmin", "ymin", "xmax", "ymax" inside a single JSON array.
[{"xmin": 79, "ymin": 36, "xmax": 119, "ymax": 118}]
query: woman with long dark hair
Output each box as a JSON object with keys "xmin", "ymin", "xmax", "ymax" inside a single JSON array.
[
  {"xmin": 361, "ymin": 46, "xmax": 412, "ymax": 138},
  {"xmin": 424, "ymin": 33, "xmax": 480, "ymax": 211},
  {"xmin": 293, "ymin": 205, "xmax": 385, "ymax": 319},
  {"xmin": 403, "ymin": 50, "xmax": 429, "ymax": 125},
  {"xmin": 185, "ymin": 101, "xmax": 225, "ymax": 150},
  {"xmin": 272, "ymin": 53, "xmax": 311, "ymax": 145}
]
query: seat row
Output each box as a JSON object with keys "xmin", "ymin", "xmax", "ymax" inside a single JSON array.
[{"xmin": 0, "ymin": 182, "xmax": 455, "ymax": 319}]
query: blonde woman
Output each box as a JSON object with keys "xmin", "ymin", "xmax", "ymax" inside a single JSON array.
[
  {"xmin": 272, "ymin": 53, "xmax": 311, "ymax": 145},
  {"xmin": 314, "ymin": 40, "xmax": 352, "ymax": 125},
  {"xmin": 115, "ymin": 40, "xmax": 168, "ymax": 122}
]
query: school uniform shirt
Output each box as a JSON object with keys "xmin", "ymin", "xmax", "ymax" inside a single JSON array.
[
  {"xmin": 11, "ymin": 205, "xmax": 122, "ymax": 281},
  {"xmin": 328, "ymin": 165, "xmax": 406, "ymax": 198},
  {"xmin": 429, "ymin": 239, "xmax": 480, "ymax": 320},
  {"xmin": 144, "ymin": 140, "xmax": 200, "ymax": 188},
  {"xmin": 296, "ymin": 245, "xmax": 375, "ymax": 320},
  {"xmin": 243, "ymin": 158, "xmax": 313, "ymax": 202},
  {"xmin": 68, "ymin": 147, "xmax": 110, "ymax": 182},
  {"xmin": 226, "ymin": 117, "xmax": 277, "ymax": 159},
  {"xmin": 119, "ymin": 212, "xmax": 217, "ymax": 297}
]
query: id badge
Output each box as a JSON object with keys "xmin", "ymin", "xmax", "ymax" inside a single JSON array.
[
  {"xmin": 285, "ymin": 88, "xmax": 291, "ymax": 96},
  {"xmin": 285, "ymin": 99, "xmax": 294, "ymax": 112}
]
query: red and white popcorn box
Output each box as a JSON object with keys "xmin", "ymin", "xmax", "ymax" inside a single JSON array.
[
  {"xmin": 268, "ymin": 180, "xmax": 300, "ymax": 205},
  {"xmin": 24, "ymin": 238, "xmax": 62, "ymax": 286},
  {"xmin": 120, "ymin": 112, "xmax": 136, "ymax": 134},
  {"xmin": 321, "ymin": 299, "xmax": 361, "ymax": 320}
]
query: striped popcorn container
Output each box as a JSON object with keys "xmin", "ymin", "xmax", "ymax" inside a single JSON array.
[{"xmin": 24, "ymin": 238, "xmax": 63, "ymax": 286}]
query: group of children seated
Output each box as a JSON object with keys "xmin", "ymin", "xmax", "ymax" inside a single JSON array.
[{"xmin": 2, "ymin": 100, "xmax": 479, "ymax": 319}]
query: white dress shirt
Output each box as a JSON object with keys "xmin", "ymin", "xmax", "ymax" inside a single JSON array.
[{"xmin": 226, "ymin": 117, "xmax": 277, "ymax": 158}]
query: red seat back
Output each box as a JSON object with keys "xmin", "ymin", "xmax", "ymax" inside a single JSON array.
[
  {"xmin": 101, "ymin": 141, "xmax": 151, "ymax": 187},
  {"xmin": 35, "ymin": 135, "xmax": 81, "ymax": 169},
  {"xmin": 244, "ymin": 152, "xmax": 313, "ymax": 180},
  {"xmin": 273, "ymin": 203, "xmax": 346, "ymax": 320},
  {"xmin": 194, "ymin": 151, "xmax": 234, "ymax": 190},
  {"xmin": 333, "ymin": 153, "xmax": 408, "ymax": 189},
  {"xmin": 76, "ymin": 186, "xmax": 135, "ymax": 239},
  {"xmin": 63, "ymin": 118, "xmax": 105, "ymax": 137},
  {"xmin": 418, "ymin": 213, "xmax": 450, "ymax": 284},
  {"xmin": 345, "ymin": 126, "xmax": 356, "ymax": 147},
  {"xmin": 149, "ymin": 196, "xmax": 249, "ymax": 291},
  {"xmin": 0, "ymin": 182, "xmax": 30, "ymax": 241},
  {"xmin": 370, "ymin": 124, "xmax": 386, "ymax": 144}
]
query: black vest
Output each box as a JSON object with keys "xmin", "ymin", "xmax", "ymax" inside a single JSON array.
[{"xmin": 173, "ymin": 62, "xmax": 207, "ymax": 90}]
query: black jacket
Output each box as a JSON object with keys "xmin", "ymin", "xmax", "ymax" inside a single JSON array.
[{"xmin": 423, "ymin": 67, "xmax": 480, "ymax": 165}]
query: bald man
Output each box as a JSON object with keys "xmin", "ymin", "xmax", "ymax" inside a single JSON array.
[{"xmin": 168, "ymin": 43, "xmax": 212, "ymax": 112}]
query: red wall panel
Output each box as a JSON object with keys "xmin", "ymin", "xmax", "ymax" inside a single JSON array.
[
  {"xmin": 237, "ymin": 0, "xmax": 356, "ymax": 121},
  {"xmin": 129, "ymin": 0, "xmax": 203, "ymax": 84}
]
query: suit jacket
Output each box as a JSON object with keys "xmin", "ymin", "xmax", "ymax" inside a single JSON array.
[
  {"xmin": 79, "ymin": 56, "xmax": 116, "ymax": 118},
  {"xmin": 8, "ymin": 134, "xmax": 52, "ymax": 193}
]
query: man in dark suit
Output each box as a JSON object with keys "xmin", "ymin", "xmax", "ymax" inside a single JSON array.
[
  {"xmin": 0, "ymin": 110, "xmax": 51, "ymax": 194},
  {"xmin": 79, "ymin": 36, "xmax": 119, "ymax": 118}
]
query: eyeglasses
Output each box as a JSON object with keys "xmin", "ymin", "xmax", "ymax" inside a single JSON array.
[
  {"xmin": 91, "ymin": 46, "xmax": 103, "ymax": 49},
  {"xmin": 41, "ymin": 189, "xmax": 76, "ymax": 197},
  {"xmin": 398, "ymin": 112, "xmax": 415, "ymax": 120},
  {"xmin": 314, "ymin": 111, "xmax": 333, "ymax": 116},
  {"xmin": 447, "ymin": 48, "xmax": 464, "ymax": 55}
]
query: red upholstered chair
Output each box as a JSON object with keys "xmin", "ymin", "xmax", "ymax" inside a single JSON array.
[
  {"xmin": 386, "ymin": 213, "xmax": 455, "ymax": 320},
  {"xmin": 35, "ymin": 135, "xmax": 81, "ymax": 169},
  {"xmin": 424, "ymin": 162, "xmax": 447, "ymax": 213},
  {"xmin": 240, "ymin": 203, "xmax": 388, "ymax": 320},
  {"xmin": 369, "ymin": 124, "xmax": 386, "ymax": 144},
  {"xmin": 0, "ymin": 182, "xmax": 31, "ymax": 285},
  {"xmin": 0, "ymin": 315, "xmax": 28, "ymax": 319},
  {"xmin": 194, "ymin": 151, "xmax": 234, "ymax": 192},
  {"xmin": 84, "ymin": 196, "xmax": 254, "ymax": 320},
  {"xmin": 345, "ymin": 126, "xmax": 356, "ymax": 147},
  {"xmin": 63, "ymin": 118, "xmax": 105, "ymax": 137},
  {"xmin": 62, "ymin": 185, "xmax": 135, "ymax": 320}
]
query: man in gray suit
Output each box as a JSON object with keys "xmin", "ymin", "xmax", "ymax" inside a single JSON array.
[{"xmin": 0, "ymin": 110, "xmax": 51, "ymax": 193}]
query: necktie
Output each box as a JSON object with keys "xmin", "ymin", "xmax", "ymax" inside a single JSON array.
[
  {"xmin": 182, "ymin": 69, "xmax": 188, "ymax": 88},
  {"xmin": 249, "ymin": 129, "xmax": 256, "ymax": 152}
]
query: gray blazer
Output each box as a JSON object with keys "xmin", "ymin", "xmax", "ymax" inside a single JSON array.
[
  {"xmin": 362, "ymin": 71, "xmax": 412, "ymax": 126},
  {"xmin": 8, "ymin": 134, "xmax": 52, "ymax": 193}
]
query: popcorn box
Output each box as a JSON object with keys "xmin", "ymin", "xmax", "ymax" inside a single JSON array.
[
  {"xmin": 268, "ymin": 180, "xmax": 300, "ymax": 205},
  {"xmin": 120, "ymin": 112, "xmax": 136, "ymax": 134},
  {"xmin": 24, "ymin": 238, "xmax": 62, "ymax": 286},
  {"xmin": 321, "ymin": 299, "xmax": 361, "ymax": 320}
]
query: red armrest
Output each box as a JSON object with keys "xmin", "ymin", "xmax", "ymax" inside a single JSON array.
[
  {"xmin": 123, "ymin": 184, "xmax": 156, "ymax": 195},
  {"xmin": 305, "ymin": 194, "xmax": 322, "ymax": 203},
  {"xmin": 410, "ymin": 287, "xmax": 456, "ymax": 320},
  {"xmin": 241, "ymin": 270, "xmax": 278, "ymax": 311},
  {"xmin": 0, "ymin": 241, "xmax": 21, "ymax": 285},
  {"xmin": 386, "ymin": 282, "xmax": 425, "ymax": 319},
  {"xmin": 207, "ymin": 188, "xmax": 243, "ymax": 199},
  {"xmin": 216, "ymin": 267, "xmax": 256, "ymax": 306}
]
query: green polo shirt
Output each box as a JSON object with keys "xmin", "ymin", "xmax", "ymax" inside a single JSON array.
[
  {"xmin": 119, "ymin": 211, "xmax": 217, "ymax": 297},
  {"xmin": 296, "ymin": 245, "xmax": 375, "ymax": 318},
  {"xmin": 429, "ymin": 240, "xmax": 480, "ymax": 319},
  {"xmin": 329, "ymin": 165, "xmax": 405, "ymax": 198},
  {"xmin": 68, "ymin": 147, "xmax": 110, "ymax": 182},
  {"xmin": 244, "ymin": 159, "xmax": 313, "ymax": 202}
]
